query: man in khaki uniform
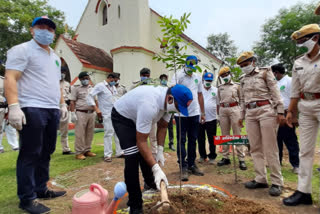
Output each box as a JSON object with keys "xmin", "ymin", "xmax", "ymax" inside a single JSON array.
[
  {"xmin": 70, "ymin": 72, "xmax": 96, "ymax": 160},
  {"xmin": 59, "ymin": 67, "xmax": 74, "ymax": 155},
  {"xmin": 237, "ymin": 51, "xmax": 285, "ymax": 196},
  {"xmin": 114, "ymin": 73, "xmax": 127, "ymax": 99},
  {"xmin": 283, "ymin": 24, "xmax": 320, "ymax": 206},
  {"xmin": 217, "ymin": 67, "xmax": 246, "ymax": 170}
]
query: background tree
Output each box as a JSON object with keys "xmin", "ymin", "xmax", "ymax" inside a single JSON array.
[
  {"xmin": 0, "ymin": 0, "xmax": 74, "ymax": 65},
  {"xmin": 206, "ymin": 32, "xmax": 238, "ymax": 66},
  {"xmin": 253, "ymin": 2, "xmax": 320, "ymax": 72}
]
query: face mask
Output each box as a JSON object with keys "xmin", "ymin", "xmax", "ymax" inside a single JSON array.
[
  {"xmin": 109, "ymin": 81, "xmax": 116, "ymax": 86},
  {"xmin": 222, "ymin": 75, "xmax": 231, "ymax": 83},
  {"xmin": 297, "ymin": 36, "xmax": 317, "ymax": 54},
  {"xmin": 160, "ymin": 80, "xmax": 168, "ymax": 86},
  {"xmin": 242, "ymin": 62, "xmax": 255, "ymax": 75},
  {"xmin": 203, "ymin": 80, "xmax": 212, "ymax": 87},
  {"xmin": 61, "ymin": 73, "xmax": 66, "ymax": 80},
  {"xmin": 166, "ymin": 98, "xmax": 179, "ymax": 114},
  {"xmin": 33, "ymin": 29, "xmax": 54, "ymax": 45},
  {"xmin": 184, "ymin": 67, "xmax": 193, "ymax": 75},
  {"xmin": 81, "ymin": 79, "xmax": 89, "ymax": 86}
]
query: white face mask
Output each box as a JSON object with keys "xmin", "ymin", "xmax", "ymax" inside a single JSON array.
[
  {"xmin": 242, "ymin": 62, "xmax": 255, "ymax": 75},
  {"xmin": 166, "ymin": 97, "xmax": 179, "ymax": 114},
  {"xmin": 297, "ymin": 36, "xmax": 317, "ymax": 54},
  {"xmin": 203, "ymin": 80, "xmax": 212, "ymax": 87},
  {"xmin": 222, "ymin": 75, "xmax": 231, "ymax": 83}
]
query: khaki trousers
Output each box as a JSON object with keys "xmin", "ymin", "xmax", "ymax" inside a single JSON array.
[
  {"xmin": 74, "ymin": 111, "xmax": 95, "ymax": 155},
  {"xmin": 246, "ymin": 105, "xmax": 283, "ymax": 186},
  {"xmin": 149, "ymin": 122, "xmax": 157, "ymax": 158},
  {"xmin": 220, "ymin": 106, "xmax": 245, "ymax": 161},
  {"xmin": 297, "ymin": 99, "xmax": 320, "ymax": 193},
  {"xmin": 59, "ymin": 112, "xmax": 70, "ymax": 152}
]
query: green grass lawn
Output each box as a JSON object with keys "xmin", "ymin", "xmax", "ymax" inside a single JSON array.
[{"xmin": 0, "ymin": 126, "xmax": 319, "ymax": 213}]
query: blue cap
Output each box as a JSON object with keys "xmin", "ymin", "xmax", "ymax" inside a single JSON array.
[
  {"xmin": 171, "ymin": 84, "xmax": 193, "ymax": 116},
  {"xmin": 185, "ymin": 55, "xmax": 198, "ymax": 71},
  {"xmin": 32, "ymin": 16, "xmax": 56, "ymax": 30},
  {"xmin": 203, "ymin": 72, "xmax": 214, "ymax": 81}
]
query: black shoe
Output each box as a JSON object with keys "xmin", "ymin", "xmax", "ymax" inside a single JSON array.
[
  {"xmin": 19, "ymin": 200, "xmax": 50, "ymax": 214},
  {"xmin": 169, "ymin": 143, "xmax": 175, "ymax": 151},
  {"xmin": 62, "ymin": 151, "xmax": 75, "ymax": 155},
  {"xmin": 217, "ymin": 158, "xmax": 231, "ymax": 166},
  {"xmin": 245, "ymin": 180, "xmax": 269, "ymax": 189},
  {"xmin": 269, "ymin": 184, "xmax": 282, "ymax": 196},
  {"xmin": 239, "ymin": 161, "xmax": 247, "ymax": 170},
  {"xmin": 37, "ymin": 189, "xmax": 66, "ymax": 199},
  {"xmin": 143, "ymin": 182, "xmax": 157, "ymax": 192},
  {"xmin": 129, "ymin": 207, "xmax": 143, "ymax": 214},
  {"xmin": 181, "ymin": 169, "xmax": 189, "ymax": 181},
  {"xmin": 188, "ymin": 165, "xmax": 204, "ymax": 176},
  {"xmin": 283, "ymin": 190, "xmax": 313, "ymax": 206}
]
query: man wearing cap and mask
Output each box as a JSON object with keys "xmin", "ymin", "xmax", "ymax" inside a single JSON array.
[
  {"xmin": 111, "ymin": 84, "xmax": 192, "ymax": 214},
  {"xmin": 59, "ymin": 66, "xmax": 74, "ymax": 155},
  {"xmin": 197, "ymin": 72, "xmax": 218, "ymax": 165},
  {"xmin": 130, "ymin": 67, "xmax": 152, "ymax": 90},
  {"xmin": 114, "ymin": 72, "xmax": 127, "ymax": 100},
  {"xmin": 170, "ymin": 55, "xmax": 206, "ymax": 181},
  {"xmin": 217, "ymin": 67, "xmax": 247, "ymax": 170},
  {"xmin": 160, "ymin": 74, "xmax": 175, "ymax": 151},
  {"xmin": 70, "ymin": 72, "xmax": 97, "ymax": 160},
  {"xmin": 87, "ymin": 73, "xmax": 124, "ymax": 162},
  {"xmin": 283, "ymin": 24, "xmax": 320, "ymax": 206},
  {"xmin": 271, "ymin": 63, "xmax": 300, "ymax": 174},
  {"xmin": 237, "ymin": 51, "xmax": 285, "ymax": 197},
  {"xmin": 5, "ymin": 16, "xmax": 67, "ymax": 214}
]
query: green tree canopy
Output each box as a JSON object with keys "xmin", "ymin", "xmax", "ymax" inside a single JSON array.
[
  {"xmin": 0, "ymin": 0, "xmax": 72, "ymax": 62},
  {"xmin": 253, "ymin": 2, "xmax": 320, "ymax": 72}
]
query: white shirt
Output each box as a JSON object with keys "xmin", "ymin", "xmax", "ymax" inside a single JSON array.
[
  {"xmin": 87, "ymin": 81, "xmax": 117, "ymax": 116},
  {"xmin": 170, "ymin": 69, "xmax": 202, "ymax": 117},
  {"xmin": 114, "ymin": 85, "xmax": 171, "ymax": 134},
  {"xmin": 277, "ymin": 75, "xmax": 291, "ymax": 110},
  {"xmin": 5, "ymin": 39, "xmax": 61, "ymax": 109},
  {"xmin": 202, "ymin": 85, "xmax": 218, "ymax": 122}
]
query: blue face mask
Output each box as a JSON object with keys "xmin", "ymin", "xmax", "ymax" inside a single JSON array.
[
  {"xmin": 160, "ymin": 80, "xmax": 168, "ymax": 86},
  {"xmin": 81, "ymin": 79, "xmax": 89, "ymax": 86},
  {"xmin": 109, "ymin": 81, "xmax": 116, "ymax": 86},
  {"xmin": 141, "ymin": 76, "xmax": 149, "ymax": 81},
  {"xmin": 33, "ymin": 29, "xmax": 54, "ymax": 45}
]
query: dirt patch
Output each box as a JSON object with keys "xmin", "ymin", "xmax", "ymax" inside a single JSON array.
[{"xmin": 144, "ymin": 188, "xmax": 283, "ymax": 214}]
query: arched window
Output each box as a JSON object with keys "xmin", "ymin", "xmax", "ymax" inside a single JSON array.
[{"xmin": 103, "ymin": 5, "xmax": 108, "ymax": 25}]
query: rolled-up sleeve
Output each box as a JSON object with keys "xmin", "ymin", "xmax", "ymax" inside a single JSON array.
[{"xmin": 87, "ymin": 84, "xmax": 101, "ymax": 106}]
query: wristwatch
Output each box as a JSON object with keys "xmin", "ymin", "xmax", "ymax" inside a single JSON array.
[{"xmin": 201, "ymin": 112, "xmax": 206, "ymax": 116}]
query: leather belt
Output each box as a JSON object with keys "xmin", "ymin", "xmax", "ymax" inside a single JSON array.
[
  {"xmin": 300, "ymin": 92, "xmax": 320, "ymax": 100},
  {"xmin": 246, "ymin": 100, "xmax": 270, "ymax": 109},
  {"xmin": 76, "ymin": 109, "xmax": 94, "ymax": 113},
  {"xmin": 220, "ymin": 102, "xmax": 238, "ymax": 108}
]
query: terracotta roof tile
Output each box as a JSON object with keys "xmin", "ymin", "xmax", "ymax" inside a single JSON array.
[{"xmin": 61, "ymin": 36, "xmax": 113, "ymax": 71}]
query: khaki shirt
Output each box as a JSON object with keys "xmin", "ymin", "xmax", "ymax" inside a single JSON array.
[
  {"xmin": 239, "ymin": 67, "xmax": 284, "ymax": 119},
  {"xmin": 291, "ymin": 53, "xmax": 320, "ymax": 98},
  {"xmin": 217, "ymin": 81, "xmax": 240, "ymax": 105},
  {"xmin": 70, "ymin": 85, "xmax": 94, "ymax": 110},
  {"xmin": 60, "ymin": 80, "xmax": 71, "ymax": 102},
  {"xmin": 115, "ymin": 84, "xmax": 127, "ymax": 100}
]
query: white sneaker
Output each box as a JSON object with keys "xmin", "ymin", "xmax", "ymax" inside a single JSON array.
[
  {"xmin": 208, "ymin": 159, "xmax": 215, "ymax": 165},
  {"xmin": 292, "ymin": 167, "xmax": 299, "ymax": 174},
  {"xmin": 198, "ymin": 157, "xmax": 205, "ymax": 163}
]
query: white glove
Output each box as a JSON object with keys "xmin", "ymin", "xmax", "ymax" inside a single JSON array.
[
  {"xmin": 152, "ymin": 163, "xmax": 169, "ymax": 190},
  {"xmin": 8, "ymin": 103, "xmax": 26, "ymax": 131},
  {"xmin": 60, "ymin": 103, "xmax": 68, "ymax": 122},
  {"xmin": 156, "ymin": 145, "xmax": 165, "ymax": 166},
  {"xmin": 71, "ymin": 112, "xmax": 78, "ymax": 123}
]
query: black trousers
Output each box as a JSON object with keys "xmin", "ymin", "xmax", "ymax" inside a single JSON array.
[
  {"xmin": 197, "ymin": 120, "xmax": 217, "ymax": 160},
  {"xmin": 17, "ymin": 108, "xmax": 59, "ymax": 203},
  {"xmin": 168, "ymin": 116, "xmax": 174, "ymax": 144},
  {"xmin": 111, "ymin": 108, "xmax": 156, "ymax": 209},
  {"xmin": 277, "ymin": 124, "xmax": 300, "ymax": 168}
]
